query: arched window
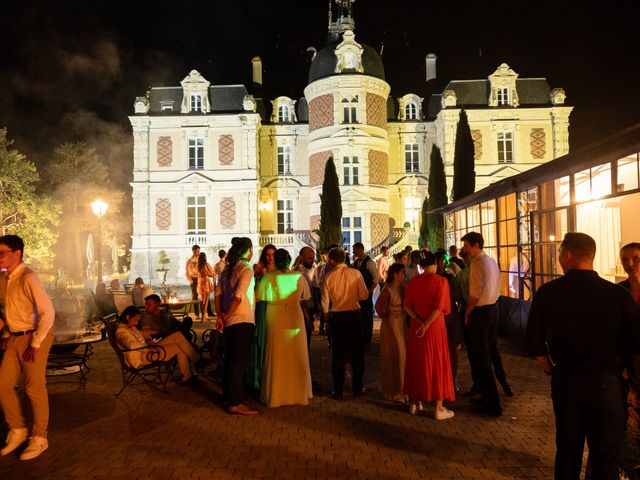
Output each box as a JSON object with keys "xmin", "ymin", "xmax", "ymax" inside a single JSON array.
[
  {"xmin": 405, "ymin": 102, "xmax": 417, "ymax": 120},
  {"xmin": 342, "ymin": 96, "xmax": 358, "ymax": 123},
  {"xmin": 278, "ymin": 105, "xmax": 290, "ymax": 122}
]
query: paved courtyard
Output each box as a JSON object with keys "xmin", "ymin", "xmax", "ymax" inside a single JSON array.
[{"xmin": 0, "ymin": 321, "xmax": 559, "ymax": 479}]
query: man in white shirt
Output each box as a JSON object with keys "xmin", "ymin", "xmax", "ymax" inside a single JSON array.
[
  {"xmin": 377, "ymin": 246, "xmax": 389, "ymax": 286},
  {"xmin": 461, "ymin": 231, "xmax": 506, "ymax": 416},
  {"xmin": 322, "ymin": 248, "xmax": 369, "ymax": 400},
  {"xmin": 0, "ymin": 235, "xmax": 55, "ymax": 460}
]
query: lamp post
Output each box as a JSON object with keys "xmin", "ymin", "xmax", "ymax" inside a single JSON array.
[{"xmin": 91, "ymin": 200, "xmax": 108, "ymax": 284}]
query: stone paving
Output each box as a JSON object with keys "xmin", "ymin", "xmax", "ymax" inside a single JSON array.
[{"xmin": 0, "ymin": 320, "xmax": 560, "ymax": 479}]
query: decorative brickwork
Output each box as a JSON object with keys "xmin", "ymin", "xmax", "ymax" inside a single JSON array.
[
  {"xmin": 310, "ymin": 215, "xmax": 320, "ymax": 241},
  {"xmin": 219, "ymin": 135, "xmax": 234, "ymax": 165},
  {"xmin": 530, "ymin": 128, "xmax": 546, "ymax": 159},
  {"xmin": 368, "ymin": 150, "xmax": 388, "ymax": 185},
  {"xmin": 370, "ymin": 213, "xmax": 389, "ymax": 247},
  {"xmin": 220, "ymin": 197, "xmax": 236, "ymax": 229},
  {"xmin": 309, "ymin": 151, "xmax": 333, "ymax": 187},
  {"xmin": 471, "ymin": 130, "xmax": 483, "ymax": 161},
  {"xmin": 155, "ymin": 198, "xmax": 171, "ymax": 230},
  {"xmin": 157, "ymin": 137, "xmax": 172, "ymax": 167},
  {"xmin": 308, "ymin": 94, "xmax": 334, "ymax": 132},
  {"xmin": 366, "ymin": 93, "xmax": 386, "ymax": 129}
]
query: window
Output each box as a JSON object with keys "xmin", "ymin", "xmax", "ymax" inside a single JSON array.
[
  {"xmin": 497, "ymin": 87, "xmax": 510, "ymax": 106},
  {"xmin": 497, "ymin": 131, "xmax": 514, "ymax": 163},
  {"xmin": 277, "ymin": 200, "xmax": 294, "ymax": 234},
  {"xmin": 404, "ymin": 144, "xmax": 420, "ymax": 173},
  {"xmin": 188, "ymin": 138, "xmax": 204, "ymax": 169},
  {"xmin": 190, "ymin": 94, "xmax": 203, "ymax": 112},
  {"xmin": 277, "ymin": 146, "xmax": 292, "ymax": 175},
  {"xmin": 343, "ymin": 156, "xmax": 359, "ymax": 185},
  {"xmin": 160, "ymin": 101, "xmax": 174, "ymax": 112},
  {"xmin": 403, "ymin": 197, "xmax": 421, "ymax": 230},
  {"xmin": 617, "ymin": 154, "xmax": 639, "ymax": 192},
  {"xmin": 342, "ymin": 216, "xmax": 362, "ymax": 250},
  {"xmin": 186, "ymin": 196, "xmax": 206, "ymax": 234},
  {"xmin": 405, "ymin": 102, "xmax": 417, "ymax": 120},
  {"xmin": 277, "ymin": 105, "xmax": 290, "ymax": 123},
  {"xmin": 574, "ymin": 163, "xmax": 612, "ymax": 202},
  {"xmin": 342, "ymin": 96, "xmax": 358, "ymax": 123}
]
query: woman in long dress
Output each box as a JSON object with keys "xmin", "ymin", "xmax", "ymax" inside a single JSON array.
[
  {"xmin": 375, "ymin": 263, "xmax": 407, "ymax": 402},
  {"xmin": 403, "ymin": 251, "xmax": 455, "ymax": 420},
  {"xmin": 246, "ymin": 244, "xmax": 276, "ymax": 393},
  {"xmin": 258, "ymin": 248, "xmax": 312, "ymax": 407},
  {"xmin": 197, "ymin": 252, "xmax": 214, "ymax": 322}
]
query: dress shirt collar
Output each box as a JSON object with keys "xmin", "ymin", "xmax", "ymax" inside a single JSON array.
[{"xmin": 7, "ymin": 262, "xmax": 26, "ymax": 280}]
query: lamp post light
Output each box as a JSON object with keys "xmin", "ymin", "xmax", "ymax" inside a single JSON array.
[{"xmin": 91, "ymin": 199, "xmax": 108, "ymax": 284}]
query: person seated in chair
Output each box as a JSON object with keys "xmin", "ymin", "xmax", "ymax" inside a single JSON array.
[
  {"xmin": 116, "ymin": 306, "xmax": 200, "ymax": 384},
  {"xmin": 94, "ymin": 282, "xmax": 117, "ymax": 318},
  {"xmin": 131, "ymin": 277, "xmax": 153, "ymax": 307},
  {"xmin": 139, "ymin": 294, "xmax": 193, "ymax": 342}
]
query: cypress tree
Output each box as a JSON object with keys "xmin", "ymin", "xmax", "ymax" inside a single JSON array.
[
  {"xmin": 418, "ymin": 196, "xmax": 428, "ymax": 249},
  {"xmin": 451, "ymin": 109, "xmax": 475, "ymax": 201},
  {"xmin": 427, "ymin": 145, "xmax": 447, "ymax": 250},
  {"xmin": 317, "ymin": 157, "xmax": 343, "ymax": 253}
]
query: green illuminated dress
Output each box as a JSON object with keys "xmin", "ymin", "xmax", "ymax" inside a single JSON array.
[{"xmin": 258, "ymin": 270, "xmax": 313, "ymax": 407}]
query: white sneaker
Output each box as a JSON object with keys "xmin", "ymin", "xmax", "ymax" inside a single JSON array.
[
  {"xmin": 19, "ymin": 436, "xmax": 48, "ymax": 461},
  {"xmin": 434, "ymin": 408, "xmax": 455, "ymax": 421},
  {"xmin": 0, "ymin": 428, "xmax": 28, "ymax": 456}
]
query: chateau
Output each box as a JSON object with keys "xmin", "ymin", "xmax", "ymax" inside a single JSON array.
[{"xmin": 129, "ymin": 1, "xmax": 572, "ymax": 284}]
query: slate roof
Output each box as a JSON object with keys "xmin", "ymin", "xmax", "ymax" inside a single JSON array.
[
  {"xmin": 147, "ymin": 85, "xmax": 248, "ymax": 114},
  {"xmin": 308, "ymin": 41, "xmax": 385, "ymax": 84},
  {"xmin": 441, "ymin": 78, "xmax": 551, "ymax": 108}
]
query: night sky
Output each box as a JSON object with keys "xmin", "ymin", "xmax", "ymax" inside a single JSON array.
[{"xmin": 1, "ymin": 0, "xmax": 639, "ymax": 179}]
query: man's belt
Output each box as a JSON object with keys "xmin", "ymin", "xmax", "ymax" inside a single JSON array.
[{"xmin": 10, "ymin": 329, "xmax": 35, "ymax": 336}]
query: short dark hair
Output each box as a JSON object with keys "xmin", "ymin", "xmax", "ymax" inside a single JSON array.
[
  {"xmin": 118, "ymin": 305, "xmax": 140, "ymax": 324},
  {"xmin": 145, "ymin": 293, "xmax": 161, "ymax": 304},
  {"xmin": 0, "ymin": 235, "xmax": 24, "ymax": 258},
  {"xmin": 561, "ymin": 232, "xmax": 596, "ymax": 260},
  {"xmin": 192, "ymin": 245, "xmax": 200, "ymax": 251},
  {"xmin": 409, "ymin": 250, "xmax": 422, "ymax": 265},
  {"xmin": 352, "ymin": 242, "xmax": 364, "ymax": 251},
  {"xmin": 275, "ymin": 248, "xmax": 292, "ymax": 271},
  {"xmin": 134, "ymin": 277, "xmax": 144, "ymax": 286},
  {"xmin": 386, "ymin": 263, "xmax": 405, "ymax": 285},
  {"xmin": 218, "ymin": 249, "xmax": 226, "ymax": 259},
  {"xmin": 381, "ymin": 246, "xmax": 389, "ymax": 253},
  {"xmin": 461, "ymin": 232, "xmax": 484, "ymax": 249},
  {"xmin": 621, "ymin": 243, "xmax": 640, "ymax": 255},
  {"xmin": 418, "ymin": 251, "xmax": 436, "ymax": 268},
  {"xmin": 448, "ymin": 245, "xmax": 458, "ymax": 254},
  {"xmin": 328, "ymin": 247, "xmax": 346, "ymax": 263}
]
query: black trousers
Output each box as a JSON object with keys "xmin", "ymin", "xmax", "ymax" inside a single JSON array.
[
  {"xmin": 360, "ymin": 295, "xmax": 374, "ymax": 347},
  {"xmin": 464, "ymin": 311, "xmax": 508, "ymax": 390},
  {"xmin": 223, "ymin": 323, "xmax": 255, "ymax": 406},
  {"xmin": 467, "ymin": 303, "xmax": 501, "ymax": 408},
  {"xmin": 190, "ymin": 278, "xmax": 200, "ymax": 315},
  {"xmin": 330, "ymin": 310, "xmax": 365, "ymax": 395},
  {"xmin": 552, "ymin": 370, "xmax": 627, "ymax": 480}
]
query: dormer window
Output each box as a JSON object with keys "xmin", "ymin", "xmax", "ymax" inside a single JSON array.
[
  {"xmin": 190, "ymin": 94, "xmax": 203, "ymax": 112},
  {"xmin": 278, "ymin": 105, "xmax": 291, "ymax": 123},
  {"xmin": 405, "ymin": 103, "xmax": 417, "ymax": 120},
  {"xmin": 342, "ymin": 96, "xmax": 358, "ymax": 123},
  {"xmin": 497, "ymin": 87, "xmax": 510, "ymax": 106},
  {"xmin": 160, "ymin": 101, "xmax": 174, "ymax": 112}
]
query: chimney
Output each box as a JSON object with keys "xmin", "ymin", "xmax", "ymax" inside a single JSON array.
[
  {"xmin": 426, "ymin": 53, "xmax": 437, "ymax": 82},
  {"xmin": 251, "ymin": 56, "xmax": 263, "ymax": 86}
]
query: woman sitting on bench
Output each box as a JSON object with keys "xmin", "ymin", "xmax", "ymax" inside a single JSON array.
[{"xmin": 115, "ymin": 306, "xmax": 200, "ymax": 385}]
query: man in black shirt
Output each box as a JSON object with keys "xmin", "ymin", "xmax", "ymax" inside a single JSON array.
[{"xmin": 527, "ymin": 232, "xmax": 640, "ymax": 480}]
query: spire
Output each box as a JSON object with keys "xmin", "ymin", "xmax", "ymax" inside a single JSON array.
[{"xmin": 327, "ymin": 0, "xmax": 356, "ymax": 43}]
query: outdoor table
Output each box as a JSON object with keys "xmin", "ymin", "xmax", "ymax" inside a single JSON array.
[
  {"xmin": 47, "ymin": 331, "xmax": 104, "ymax": 379},
  {"xmin": 161, "ymin": 299, "xmax": 200, "ymax": 319}
]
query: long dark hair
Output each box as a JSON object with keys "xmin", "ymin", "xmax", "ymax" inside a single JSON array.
[
  {"xmin": 222, "ymin": 237, "xmax": 253, "ymax": 278},
  {"xmin": 258, "ymin": 244, "xmax": 277, "ymax": 267},
  {"xmin": 197, "ymin": 252, "xmax": 207, "ymax": 272},
  {"xmin": 118, "ymin": 305, "xmax": 140, "ymax": 324},
  {"xmin": 386, "ymin": 263, "xmax": 406, "ymax": 286}
]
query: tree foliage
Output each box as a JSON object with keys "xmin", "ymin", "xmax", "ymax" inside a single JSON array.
[
  {"xmin": 44, "ymin": 142, "xmax": 125, "ymax": 280},
  {"xmin": 0, "ymin": 129, "xmax": 60, "ymax": 269},
  {"xmin": 317, "ymin": 158, "xmax": 343, "ymax": 254},
  {"xmin": 418, "ymin": 196, "xmax": 428, "ymax": 250},
  {"xmin": 427, "ymin": 145, "xmax": 447, "ymax": 250},
  {"xmin": 451, "ymin": 109, "xmax": 475, "ymax": 202}
]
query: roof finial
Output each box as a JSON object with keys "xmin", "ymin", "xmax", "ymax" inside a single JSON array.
[{"xmin": 327, "ymin": 0, "xmax": 356, "ymax": 43}]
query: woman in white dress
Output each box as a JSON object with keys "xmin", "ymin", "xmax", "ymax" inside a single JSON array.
[{"xmin": 258, "ymin": 248, "xmax": 313, "ymax": 407}]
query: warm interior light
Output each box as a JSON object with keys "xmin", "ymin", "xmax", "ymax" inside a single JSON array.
[
  {"xmin": 91, "ymin": 199, "xmax": 108, "ymax": 217},
  {"xmin": 259, "ymin": 201, "xmax": 272, "ymax": 211},
  {"xmin": 549, "ymin": 235, "xmax": 556, "ymax": 241}
]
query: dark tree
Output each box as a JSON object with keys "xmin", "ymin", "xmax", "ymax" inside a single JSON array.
[
  {"xmin": 317, "ymin": 157, "xmax": 343, "ymax": 254},
  {"xmin": 427, "ymin": 145, "xmax": 447, "ymax": 250},
  {"xmin": 418, "ymin": 196, "xmax": 428, "ymax": 250},
  {"xmin": 451, "ymin": 109, "xmax": 475, "ymax": 201}
]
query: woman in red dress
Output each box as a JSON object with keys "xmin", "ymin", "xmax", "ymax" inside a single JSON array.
[{"xmin": 403, "ymin": 251, "xmax": 455, "ymax": 420}]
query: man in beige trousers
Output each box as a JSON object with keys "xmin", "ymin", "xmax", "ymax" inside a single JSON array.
[{"xmin": 0, "ymin": 235, "xmax": 55, "ymax": 461}]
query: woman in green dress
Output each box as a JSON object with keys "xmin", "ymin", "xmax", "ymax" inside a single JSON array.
[{"xmin": 246, "ymin": 244, "xmax": 277, "ymax": 393}]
